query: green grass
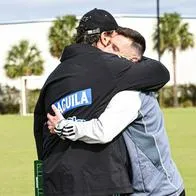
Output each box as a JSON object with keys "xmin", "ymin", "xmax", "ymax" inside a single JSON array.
[
  {"xmin": 0, "ymin": 115, "xmax": 36, "ymax": 196},
  {"xmin": 0, "ymin": 108, "xmax": 196, "ymax": 195},
  {"xmin": 163, "ymin": 108, "xmax": 196, "ymax": 195}
]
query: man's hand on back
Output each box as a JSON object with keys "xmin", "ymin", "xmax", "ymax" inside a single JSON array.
[{"xmin": 47, "ymin": 105, "xmax": 77, "ymax": 140}]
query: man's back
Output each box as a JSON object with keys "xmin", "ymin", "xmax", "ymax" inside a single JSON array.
[
  {"xmin": 35, "ymin": 44, "xmax": 133, "ymax": 196},
  {"xmin": 123, "ymin": 92, "xmax": 184, "ymax": 195}
]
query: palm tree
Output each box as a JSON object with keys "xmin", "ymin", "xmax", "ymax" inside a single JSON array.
[
  {"xmin": 48, "ymin": 15, "xmax": 77, "ymax": 59},
  {"xmin": 152, "ymin": 12, "xmax": 194, "ymax": 107},
  {"xmin": 4, "ymin": 40, "xmax": 44, "ymax": 78},
  {"xmin": 4, "ymin": 40, "xmax": 44, "ymax": 114}
]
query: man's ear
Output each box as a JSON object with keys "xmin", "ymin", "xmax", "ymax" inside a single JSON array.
[{"xmin": 100, "ymin": 32, "xmax": 111, "ymax": 47}]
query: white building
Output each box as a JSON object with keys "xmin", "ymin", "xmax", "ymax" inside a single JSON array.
[{"xmin": 0, "ymin": 15, "xmax": 196, "ymax": 89}]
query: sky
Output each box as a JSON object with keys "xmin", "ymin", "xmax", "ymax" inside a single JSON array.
[{"xmin": 0, "ymin": 0, "xmax": 196, "ymax": 23}]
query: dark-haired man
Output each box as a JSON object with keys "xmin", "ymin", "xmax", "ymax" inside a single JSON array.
[{"xmin": 34, "ymin": 8, "xmax": 169, "ymax": 196}]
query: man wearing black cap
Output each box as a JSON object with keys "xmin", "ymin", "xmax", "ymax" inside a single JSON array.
[
  {"xmin": 76, "ymin": 8, "xmax": 119, "ymax": 42},
  {"xmin": 34, "ymin": 8, "xmax": 169, "ymax": 196}
]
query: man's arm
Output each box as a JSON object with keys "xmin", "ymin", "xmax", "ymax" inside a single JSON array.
[
  {"xmin": 47, "ymin": 91, "xmax": 141, "ymax": 143},
  {"xmin": 132, "ymin": 56, "xmax": 170, "ymax": 91},
  {"xmin": 108, "ymin": 55, "xmax": 170, "ymax": 92}
]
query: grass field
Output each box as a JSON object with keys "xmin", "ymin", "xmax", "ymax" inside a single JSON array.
[{"xmin": 0, "ymin": 108, "xmax": 196, "ymax": 196}]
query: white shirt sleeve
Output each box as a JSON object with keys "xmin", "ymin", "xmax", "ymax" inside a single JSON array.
[{"xmin": 71, "ymin": 91, "xmax": 141, "ymax": 143}]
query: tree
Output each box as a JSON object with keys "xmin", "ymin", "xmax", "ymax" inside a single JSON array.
[
  {"xmin": 48, "ymin": 15, "xmax": 78, "ymax": 59},
  {"xmin": 4, "ymin": 40, "xmax": 44, "ymax": 114},
  {"xmin": 4, "ymin": 40, "xmax": 44, "ymax": 78},
  {"xmin": 152, "ymin": 12, "xmax": 194, "ymax": 107}
]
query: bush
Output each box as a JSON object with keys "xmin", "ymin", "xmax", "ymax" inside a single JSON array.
[
  {"xmin": 181, "ymin": 100, "xmax": 193, "ymax": 108},
  {"xmin": 0, "ymin": 85, "xmax": 20, "ymax": 114},
  {"xmin": 0, "ymin": 84, "xmax": 40, "ymax": 114},
  {"xmin": 159, "ymin": 84, "xmax": 196, "ymax": 108},
  {"xmin": 26, "ymin": 89, "xmax": 40, "ymax": 113}
]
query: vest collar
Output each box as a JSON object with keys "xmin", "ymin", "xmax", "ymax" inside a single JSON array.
[{"xmin": 60, "ymin": 43, "xmax": 101, "ymax": 62}]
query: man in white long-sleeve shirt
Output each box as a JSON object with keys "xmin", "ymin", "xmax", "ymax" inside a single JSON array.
[{"xmin": 47, "ymin": 29, "xmax": 185, "ymax": 196}]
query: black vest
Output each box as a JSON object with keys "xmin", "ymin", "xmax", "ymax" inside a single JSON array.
[{"xmin": 34, "ymin": 44, "xmax": 169, "ymax": 196}]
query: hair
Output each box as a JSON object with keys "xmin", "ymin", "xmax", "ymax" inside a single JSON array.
[
  {"xmin": 116, "ymin": 27, "xmax": 146, "ymax": 55},
  {"xmin": 75, "ymin": 26, "xmax": 114, "ymax": 45},
  {"xmin": 75, "ymin": 27, "xmax": 101, "ymax": 44},
  {"xmin": 75, "ymin": 26, "xmax": 146, "ymax": 56}
]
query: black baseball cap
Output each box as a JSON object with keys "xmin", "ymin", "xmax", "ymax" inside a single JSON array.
[{"xmin": 77, "ymin": 8, "xmax": 119, "ymax": 35}]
